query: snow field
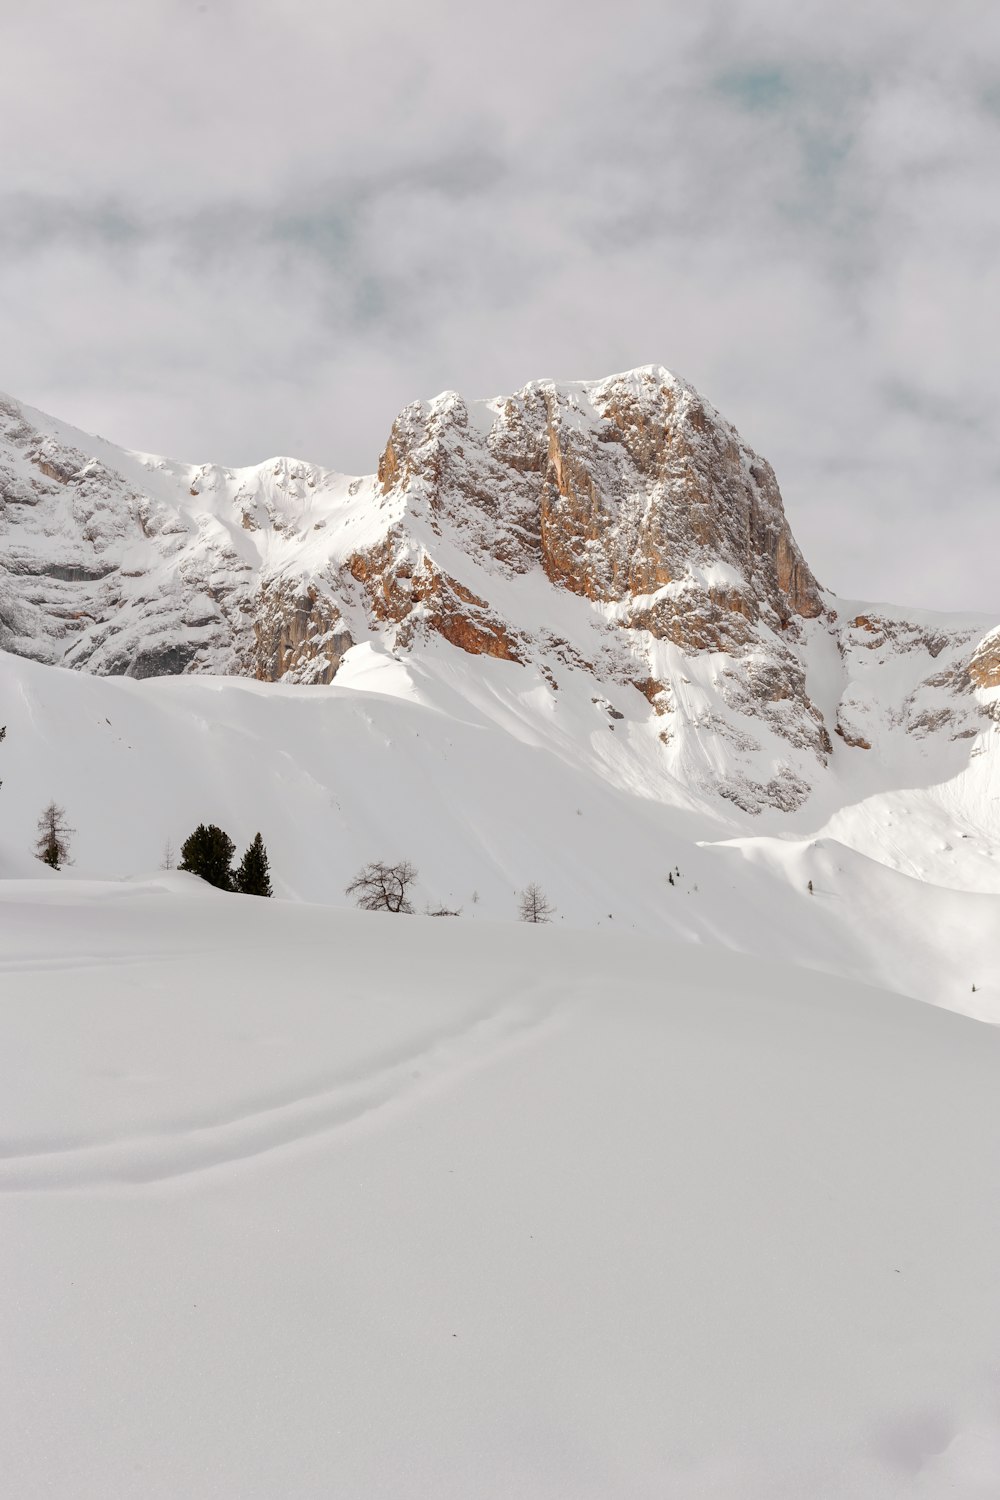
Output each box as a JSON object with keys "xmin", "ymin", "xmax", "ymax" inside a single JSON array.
[
  {"xmin": 4, "ymin": 373, "xmax": 1000, "ymax": 1498},
  {"xmin": 3, "ymin": 881, "xmax": 1000, "ymax": 1497},
  {"xmin": 2, "ymin": 645, "xmax": 998, "ymax": 1019}
]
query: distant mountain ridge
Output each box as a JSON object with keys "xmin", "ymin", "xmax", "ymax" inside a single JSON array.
[{"xmin": 1, "ymin": 368, "xmax": 997, "ymax": 815}]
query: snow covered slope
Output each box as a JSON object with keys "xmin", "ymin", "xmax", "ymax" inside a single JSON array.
[
  {"xmin": 2, "ymin": 646, "xmax": 998, "ymax": 1020},
  {"xmin": 4, "ymin": 373, "xmax": 999, "ymax": 1494},
  {"xmin": 0, "ymin": 389, "xmax": 362, "ymax": 681},
  {"xmin": 3, "ymin": 882, "xmax": 1000, "ymax": 1497},
  {"xmin": 1, "ymin": 369, "xmax": 998, "ymax": 1018}
]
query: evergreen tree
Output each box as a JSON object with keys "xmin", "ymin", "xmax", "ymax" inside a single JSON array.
[
  {"xmin": 35, "ymin": 801, "xmax": 74, "ymax": 869},
  {"xmin": 178, "ymin": 823, "xmax": 235, "ymax": 890},
  {"xmin": 234, "ymin": 833, "xmax": 273, "ymax": 897}
]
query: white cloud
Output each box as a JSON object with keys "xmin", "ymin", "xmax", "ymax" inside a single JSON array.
[{"xmin": 2, "ymin": 0, "xmax": 998, "ymax": 610}]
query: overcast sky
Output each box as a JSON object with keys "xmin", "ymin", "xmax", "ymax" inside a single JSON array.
[{"xmin": 2, "ymin": 0, "xmax": 998, "ymax": 611}]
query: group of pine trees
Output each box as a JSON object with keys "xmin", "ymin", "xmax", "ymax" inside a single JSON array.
[
  {"xmin": 0, "ymin": 723, "xmax": 271, "ymax": 894},
  {"xmin": 178, "ymin": 825, "xmax": 273, "ymax": 897},
  {"xmin": 3, "ymin": 725, "xmax": 555, "ymax": 918},
  {"xmin": 23, "ymin": 792, "xmax": 273, "ymax": 897}
]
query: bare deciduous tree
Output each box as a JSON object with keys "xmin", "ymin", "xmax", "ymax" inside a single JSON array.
[
  {"xmin": 35, "ymin": 801, "xmax": 74, "ymax": 870},
  {"xmin": 518, "ymin": 882, "xmax": 555, "ymax": 924},
  {"xmin": 346, "ymin": 860, "xmax": 418, "ymax": 914},
  {"xmin": 161, "ymin": 837, "xmax": 176, "ymax": 871}
]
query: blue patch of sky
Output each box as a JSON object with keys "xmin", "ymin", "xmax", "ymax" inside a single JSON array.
[
  {"xmin": 351, "ymin": 275, "xmax": 386, "ymax": 327},
  {"xmin": 270, "ymin": 207, "xmax": 354, "ymax": 258},
  {"xmin": 713, "ymin": 62, "xmax": 865, "ymax": 237},
  {"xmin": 0, "ymin": 196, "xmax": 143, "ymax": 257},
  {"xmin": 714, "ymin": 64, "xmax": 794, "ymax": 112}
]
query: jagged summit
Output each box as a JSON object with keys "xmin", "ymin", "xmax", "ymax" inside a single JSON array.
[
  {"xmin": 0, "ymin": 369, "xmax": 995, "ymax": 814},
  {"xmin": 375, "ymin": 365, "xmax": 823, "ymax": 627}
]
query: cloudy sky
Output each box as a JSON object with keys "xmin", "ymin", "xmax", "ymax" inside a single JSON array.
[{"xmin": 3, "ymin": 0, "xmax": 998, "ymax": 611}]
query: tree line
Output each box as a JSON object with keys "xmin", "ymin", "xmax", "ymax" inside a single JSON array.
[
  {"xmin": 23, "ymin": 803, "xmax": 556, "ymax": 920},
  {"xmin": 2, "ymin": 724, "xmax": 554, "ymax": 920},
  {"xmin": 25, "ymin": 802, "xmax": 273, "ymax": 898}
]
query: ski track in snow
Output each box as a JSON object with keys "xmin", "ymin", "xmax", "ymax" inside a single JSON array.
[
  {"xmin": 0, "ymin": 952, "xmax": 184, "ymax": 975},
  {"xmin": 0, "ymin": 986, "xmax": 566, "ymax": 1194}
]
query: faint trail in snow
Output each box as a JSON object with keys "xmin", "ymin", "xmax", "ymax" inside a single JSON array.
[
  {"xmin": 0, "ymin": 988, "xmax": 567, "ymax": 1194},
  {"xmin": 0, "ymin": 953, "xmax": 181, "ymax": 975}
]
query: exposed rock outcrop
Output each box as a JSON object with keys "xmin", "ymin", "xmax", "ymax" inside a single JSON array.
[
  {"xmin": 969, "ymin": 628, "xmax": 1000, "ymax": 690},
  {"xmin": 246, "ymin": 582, "xmax": 353, "ymax": 685},
  {"xmin": 373, "ymin": 369, "xmax": 824, "ymax": 633},
  {"xmin": 0, "ymin": 369, "xmax": 995, "ymax": 815}
]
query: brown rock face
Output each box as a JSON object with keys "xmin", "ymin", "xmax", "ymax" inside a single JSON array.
[
  {"xmin": 835, "ymin": 722, "xmax": 872, "ymax": 750},
  {"xmin": 247, "ymin": 582, "xmax": 353, "ymax": 685},
  {"xmin": 373, "ymin": 368, "xmax": 824, "ymax": 654},
  {"xmin": 969, "ymin": 629, "xmax": 1000, "ymax": 690},
  {"xmin": 846, "ymin": 614, "xmax": 951, "ymax": 658},
  {"xmin": 627, "ymin": 584, "xmax": 759, "ymax": 654},
  {"xmin": 345, "ymin": 533, "xmax": 523, "ymax": 662},
  {"xmin": 349, "ymin": 369, "xmax": 851, "ymax": 805}
]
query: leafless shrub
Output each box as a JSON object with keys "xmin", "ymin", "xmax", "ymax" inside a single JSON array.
[{"xmin": 346, "ymin": 860, "xmax": 418, "ymax": 914}]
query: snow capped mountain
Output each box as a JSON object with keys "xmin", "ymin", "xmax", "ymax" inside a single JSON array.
[
  {"xmin": 1, "ymin": 367, "xmax": 996, "ymax": 818},
  {"xmin": 5, "ymin": 376, "xmax": 1000, "ymax": 1494},
  {"xmin": 1, "ymin": 369, "xmax": 998, "ymax": 1018},
  {"xmin": 0, "ymin": 390, "xmax": 361, "ymax": 682}
]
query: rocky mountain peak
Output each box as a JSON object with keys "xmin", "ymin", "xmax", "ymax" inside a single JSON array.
[
  {"xmin": 374, "ymin": 367, "xmax": 824, "ymax": 637},
  {"xmin": 1, "ymin": 370, "xmax": 995, "ymax": 817}
]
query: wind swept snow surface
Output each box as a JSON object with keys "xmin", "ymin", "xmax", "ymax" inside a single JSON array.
[
  {"xmin": 2, "ymin": 647, "xmax": 999, "ymax": 1019},
  {"xmin": 3, "ymin": 882, "xmax": 1000, "ymax": 1497}
]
